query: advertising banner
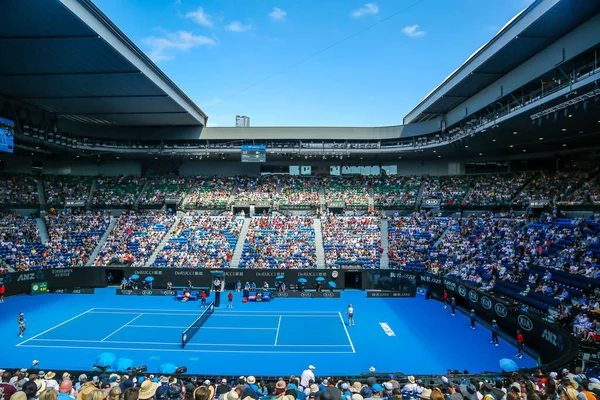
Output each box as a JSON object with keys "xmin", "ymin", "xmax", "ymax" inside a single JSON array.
[{"xmin": 271, "ymin": 291, "xmax": 340, "ymax": 298}]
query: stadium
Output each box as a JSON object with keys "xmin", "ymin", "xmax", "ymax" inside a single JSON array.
[{"xmin": 1, "ymin": 0, "xmax": 600, "ymax": 399}]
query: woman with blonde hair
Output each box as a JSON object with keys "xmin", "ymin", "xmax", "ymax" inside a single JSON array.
[
  {"xmin": 39, "ymin": 389, "xmax": 58, "ymax": 400},
  {"xmin": 109, "ymin": 386, "xmax": 122, "ymax": 400},
  {"xmin": 87, "ymin": 389, "xmax": 107, "ymax": 400}
]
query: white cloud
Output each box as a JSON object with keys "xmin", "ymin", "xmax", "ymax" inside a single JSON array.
[
  {"xmin": 225, "ymin": 21, "xmax": 251, "ymax": 32},
  {"xmin": 351, "ymin": 3, "xmax": 379, "ymax": 18},
  {"xmin": 401, "ymin": 24, "xmax": 426, "ymax": 38},
  {"xmin": 186, "ymin": 7, "xmax": 213, "ymax": 27},
  {"xmin": 143, "ymin": 31, "xmax": 216, "ymax": 62},
  {"xmin": 201, "ymin": 98, "xmax": 223, "ymax": 108},
  {"xmin": 268, "ymin": 7, "xmax": 287, "ymax": 21}
]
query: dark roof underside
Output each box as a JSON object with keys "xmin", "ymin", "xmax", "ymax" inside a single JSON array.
[
  {"xmin": 409, "ymin": 0, "xmax": 600, "ymax": 122},
  {"xmin": 0, "ymin": 0, "xmax": 205, "ymax": 127}
]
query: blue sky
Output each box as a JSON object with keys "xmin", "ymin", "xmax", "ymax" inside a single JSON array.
[{"xmin": 93, "ymin": 0, "xmax": 534, "ymax": 127}]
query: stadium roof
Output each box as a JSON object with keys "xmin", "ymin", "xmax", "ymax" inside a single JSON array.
[
  {"xmin": 0, "ymin": 0, "xmax": 207, "ymax": 127},
  {"xmin": 403, "ymin": 0, "xmax": 600, "ymax": 124}
]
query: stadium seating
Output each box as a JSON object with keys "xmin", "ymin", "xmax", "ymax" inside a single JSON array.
[
  {"xmin": 0, "ymin": 174, "xmax": 40, "ymax": 206},
  {"xmin": 184, "ymin": 177, "xmax": 237, "ymax": 209},
  {"xmin": 43, "ymin": 175, "xmax": 92, "ymax": 207},
  {"xmin": 0, "ymin": 213, "xmax": 43, "ymax": 270},
  {"xmin": 373, "ymin": 176, "xmax": 421, "ymax": 207},
  {"xmin": 154, "ymin": 212, "xmax": 243, "ymax": 268},
  {"xmin": 93, "ymin": 175, "xmax": 145, "ymax": 207},
  {"xmin": 44, "ymin": 211, "xmax": 111, "ymax": 267},
  {"xmin": 277, "ymin": 176, "xmax": 321, "ymax": 209},
  {"xmin": 94, "ymin": 211, "xmax": 175, "ymax": 267},
  {"xmin": 239, "ymin": 215, "xmax": 317, "ymax": 269},
  {"xmin": 322, "ymin": 214, "xmax": 381, "ymax": 268},
  {"xmin": 324, "ymin": 177, "xmax": 370, "ymax": 208}
]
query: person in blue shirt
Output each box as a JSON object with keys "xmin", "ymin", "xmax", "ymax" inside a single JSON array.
[
  {"xmin": 491, "ymin": 320, "xmax": 499, "ymax": 346},
  {"xmin": 251, "ymin": 282, "xmax": 257, "ymax": 290},
  {"xmin": 470, "ymin": 309, "xmax": 476, "ymax": 329},
  {"xmin": 236, "ymin": 281, "xmax": 242, "ymax": 292},
  {"xmin": 244, "ymin": 282, "xmax": 251, "ymax": 291},
  {"xmin": 451, "ymin": 297, "xmax": 456, "ymax": 316}
]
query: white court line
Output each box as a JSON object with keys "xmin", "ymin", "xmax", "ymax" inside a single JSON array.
[
  {"xmin": 274, "ymin": 316, "xmax": 282, "ymax": 346},
  {"xmin": 101, "ymin": 314, "xmax": 143, "ymax": 342},
  {"xmin": 16, "ymin": 308, "xmax": 94, "ymax": 347},
  {"xmin": 90, "ymin": 312, "xmax": 338, "ymax": 318},
  {"xmin": 127, "ymin": 325, "xmax": 277, "ymax": 330},
  {"xmin": 91, "ymin": 308, "xmax": 340, "ymax": 314},
  {"xmin": 338, "ymin": 312, "xmax": 356, "ymax": 353},
  {"xmin": 28, "ymin": 339, "xmax": 352, "ymax": 347},
  {"xmin": 17, "ymin": 344, "xmax": 354, "ymax": 354}
]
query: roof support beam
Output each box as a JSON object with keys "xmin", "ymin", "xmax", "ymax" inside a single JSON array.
[
  {"xmin": 0, "ymin": 34, "xmax": 98, "ymax": 40},
  {"xmin": 22, "ymin": 94, "xmax": 169, "ymax": 100},
  {"xmin": 0, "ymin": 71, "xmax": 140, "ymax": 77}
]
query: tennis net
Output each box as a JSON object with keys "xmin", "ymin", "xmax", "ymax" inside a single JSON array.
[{"xmin": 181, "ymin": 302, "xmax": 214, "ymax": 348}]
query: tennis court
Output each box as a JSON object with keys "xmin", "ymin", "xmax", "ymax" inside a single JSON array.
[
  {"xmin": 16, "ymin": 307, "xmax": 355, "ymax": 354},
  {"xmin": 1, "ymin": 288, "xmax": 537, "ymax": 375}
]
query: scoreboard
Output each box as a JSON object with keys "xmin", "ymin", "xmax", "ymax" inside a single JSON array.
[
  {"xmin": 0, "ymin": 117, "xmax": 14, "ymax": 154},
  {"xmin": 31, "ymin": 282, "xmax": 48, "ymax": 295},
  {"xmin": 241, "ymin": 145, "xmax": 266, "ymax": 162}
]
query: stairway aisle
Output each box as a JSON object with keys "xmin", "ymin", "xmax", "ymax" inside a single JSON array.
[
  {"xmin": 144, "ymin": 212, "xmax": 181, "ymax": 267},
  {"xmin": 313, "ymin": 218, "xmax": 326, "ymax": 268},
  {"xmin": 379, "ymin": 218, "xmax": 389, "ymax": 269},
  {"xmin": 37, "ymin": 179, "xmax": 46, "ymax": 209},
  {"xmin": 86, "ymin": 179, "xmax": 97, "ymax": 210},
  {"xmin": 86, "ymin": 217, "xmax": 117, "ymax": 266},
  {"xmin": 36, "ymin": 217, "xmax": 49, "ymax": 244},
  {"xmin": 230, "ymin": 217, "xmax": 252, "ymax": 267}
]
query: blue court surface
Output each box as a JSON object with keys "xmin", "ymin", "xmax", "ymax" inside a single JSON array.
[{"xmin": 1, "ymin": 289, "xmax": 536, "ymax": 375}]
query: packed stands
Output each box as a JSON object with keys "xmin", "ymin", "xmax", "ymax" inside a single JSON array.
[
  {"xmin": 94, "ymin": 211, "xmax": 175, "ymax": 267},
  {"xmin": 421, "ymin": 176, "xmax": 472, "ymax": 206},
  {"xmin": 239, "ymin": 215, "xmax": 317, "ymax": 269},
  {"xmin": 277, "ymin": 176, "xmax": 321, "ymax": 209},
  {"xmin": 0, "ymin": 175, "xmax": 40, "ymax": 206},
  {"xmin": 138, "ymin": 176, "xmax": 190, "ymax": 206},
  {"xmin": 184, "ymin": 177, "xmax": 236, "ymax": 209},
  {"xmin": 519, "ymin": 171, "xmax": 587, "ymax": 206},
  {"xmin": 387, "ymin": 213, "xmax": 449, "ymax": 270},
  {"xmin": 322, "ymin": 214, "xmax": 381, "ymax": 268},
  {"xmin": 0, "ymin": 213, "xmax": 42, "ymax": 270},
  {"xmin": 373, "ymin": 175, "xmax": 421, "ymax": 207},
  {"xmin": 44, "ymin": 211, "xmax": 111, "ymax": 267},
  {"xmin": 93, "ymin": 175, "xmax": 145, "ymax": 207},
  {"xmin": 43, "ymin": 175, "xmax": 92, "ymax": 207},
  {"xmin": 324, "ymin": 177, "xmax": 370, "ymax": 208},
  {"xmin": 153, "ymin": 212, "xmax": 243, "ymax": 268},
  {"xmin": 462, "ymin": 173, "xmax": 532, "ymax": 207},
  {"xmin": 234, "ymin": 176, "xmax": 277, "ymax": 203}
]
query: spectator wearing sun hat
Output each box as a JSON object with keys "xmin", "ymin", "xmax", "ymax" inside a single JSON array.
[
  {"xmin": 243, "ymin": 377, "xmax": 259, "ymax": 400},
  {"xmin": 403, "ymin": 377, "xmax": 418, "ymax": 394},
  {"xmin": 44, "ymin": 372, "xmax": 59, "ymax": 391}
]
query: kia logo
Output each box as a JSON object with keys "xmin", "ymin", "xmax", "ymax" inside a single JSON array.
[
  {"xmin": 495, "ymin": 303, "xmax": 507, "ymax": 317},
  {"xmin": 469, "ymin": 290, "xmax": 478, "ymax": 303},
  {"xmin": 424, "ymin": 199, "xmax": 439, "ymax": 205},
  {"xmin": 481, "ymin": 296, "xmax": 492, "ymax": 309},
  {"xmin": 323, "ymin": 292, "xmax": 334, "ymax": 298},
  {"xmin": 277, "ymin": 292, "xmax": 289, "ymax": 297},
  {"xmin": 301, "ymin": 293, "xmax": 312, "ymax": 298},
  {"xmin": 518, "ymin": 315, "xmax": 533, "ymax": 331},
  {"xmin": 142, "ymin": 290, "xmax": 153, "ymax": 296},
  {"xmin": 458, "ymin": 286, "xmax": 467, "ymax": 297}
]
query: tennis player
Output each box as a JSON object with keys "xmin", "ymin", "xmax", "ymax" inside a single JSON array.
[
  {"xmin": 18, "ymin": 312, "xmax": 26, "ymax": 337},
  {"xmin": 345, "ymin": 304, "xmax": 355, "ymax": 326}
]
